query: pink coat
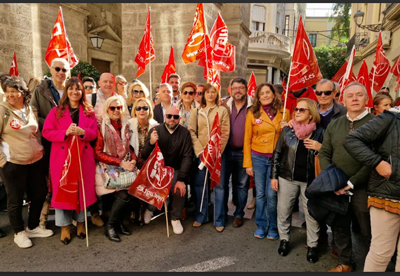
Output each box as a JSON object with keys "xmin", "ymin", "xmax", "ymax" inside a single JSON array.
[{"xmin": 42, "ymin": 106, "xmax": 98, "ymax": 211}]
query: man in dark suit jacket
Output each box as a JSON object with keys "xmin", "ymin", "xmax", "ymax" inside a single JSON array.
[{"xmin": 154, "ymin": 83, "xmax": 173, "ymax": 124}]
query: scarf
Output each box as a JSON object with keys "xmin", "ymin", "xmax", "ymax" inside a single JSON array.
[
  {"xmin": 292, "ymin": 120, "xmax": 316, "ymax": 140},
  {"xmin": 102, "ymin": 118, "xmax": 130, "ymax": 160}
]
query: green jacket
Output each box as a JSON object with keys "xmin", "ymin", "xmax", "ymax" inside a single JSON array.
[
  {"xmin": 319, "ymin": 113, "xmax": 375, "ymax": 189},
  {"xmin": 30, "ymin": 79, "xmax": 57, "ymax": 131}
]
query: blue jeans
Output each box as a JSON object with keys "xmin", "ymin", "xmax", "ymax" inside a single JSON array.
[
  {"xmin": 221, "ymin": 148, "xmax": 249, "ymax": 218},
  {"xmin": 55, "ymin": 209, "xmax": 85, "ymax": 227},
  {"xmin": 193, "ymin": 159, "xmax": 226, "ymax": 227},
  {"xmin": 251, "ymin": 153, "xmax": 277, "ymax": 233}
]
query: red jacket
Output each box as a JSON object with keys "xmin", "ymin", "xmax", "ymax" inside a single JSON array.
[{"xmin": 282, "ymin": 87, "xmax": 318, "ymax": 115}]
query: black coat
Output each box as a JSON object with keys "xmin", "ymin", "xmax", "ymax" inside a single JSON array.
[
  {"xmin": 343, "ymin": 110, "xmax": 400, "ymax": 201},
  {"xmin": 153, "ymin": 104, "xmax": 164, "ymax": 124},
  {"xmin": 305, "ymin": 164, "xmax": 350, "ymax": 225},
  {"xmin": 271, "ymin": 125, "xmax": 324, "ymax": 185}
]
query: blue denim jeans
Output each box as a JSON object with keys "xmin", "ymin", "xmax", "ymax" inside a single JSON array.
[
  {"xmin": 193, "ymin": 158, "xmax": 226, "ymax": 227},
  {"xmin": 221, "ymin": 147, "xmax": 250, "ymax": 218},
  {"xmin": 251, "ymin": 153, "xmax": 277, "ymax": 233},
  {"xmin": 55, "ymin": 209, "xmax": 85, "ymax": 227}
]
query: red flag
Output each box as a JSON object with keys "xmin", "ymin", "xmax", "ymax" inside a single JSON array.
[
  {"xmin": 248, "ymin": 72, "xmax": 257, "ymax": 98},
  {"xmin": 357, "ymin": 60, "xmax": 373, "ymax": 108},
  {"xmin": 55, "ymin": 136, "xmax": 81, "ymax": 213},
  {"xmin": 9, "ymin": 51, "xmax": 19, "ymax": 76},
  {"xmin": 200, "ymin": 112, "xmax": 221, "ymax": 190},
  {"xmin": 182, "ymin": 3, "xmax": 209, "ymax": 64},
  {"xmin": 128, "ymin": 142, "xmax": 174, "ymax": 210},
  {"xmin": 204, "ymin": 67, "xmax": 221, "ymax": 93},
  {"xmin": 369, "ymin": 32, "xmax": 391, "ymax": 92},
  {"xmin": 395, "ymin": 74, "xmax": 400, "ymax": 95},
  {"xmin": 45, "ymin": 6, "xmax": 79, "ymax": 68},
  {"xmin": 160, "ymin": 46, "xmax": 176, "ymax": 83},
  {"xmin": 391, "ymin": 55, "xmax": 400, "ymax": 77},
  {"xmin": 331, "ymin": 61, "xmax": 355, "ymax": 85},
  {"xmin": 288, "ymin": 16, "xmax": 322, "ymax": 91},
  {"xmin": 135, "ymin": 9, "xmax": 155, "ymax": 78},
  {"xmin": 339, "ymin": 45, "xmax": 356, "ymax": 102}
]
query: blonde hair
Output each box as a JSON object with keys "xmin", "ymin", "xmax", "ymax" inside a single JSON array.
[
  {"xmin": 131, "ymin": 97, "xmax": 154, "ymax": 120},
  {"xmin": 127, "ymin": 79, "xmax": 150, "ymax": 106},
  {"xmin": 295, "ymin": 98, "xmax": 320, "ymax": 124},
  {"xmin": 103, "ymin": 95, "xmax": 126, "ymax": 118}
]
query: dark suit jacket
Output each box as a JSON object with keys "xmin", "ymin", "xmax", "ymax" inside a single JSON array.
[{"xmin": 153, "ymin": 104, "xmax": 164, "ymax": 124}]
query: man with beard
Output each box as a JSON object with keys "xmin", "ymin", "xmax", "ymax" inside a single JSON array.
[
  {"xmin": 168, "ymin": 73, "xmax": 181, "ymax": 105},
  {"xmin": 221, "ymin": 77, "xmax": 253, "ymax": 228},
  {"xmin": 141, "ymin": 106, "xmax": 193, "ymax": 235}
]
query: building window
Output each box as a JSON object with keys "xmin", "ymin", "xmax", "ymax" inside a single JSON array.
[
  {"xmin": 284, "ymin": 15, "xmax": 290, "ymax": 36},
  {"xmin": 276, "ymin": 27, "xmax": 279, "ymax": 34},
  {"xmin": 309, "ymin": 34, "xmax": 317, "ymax": 47},
  {"xmin": 251, "ymin": 5, "xmax": 266, "ymax": 31}
]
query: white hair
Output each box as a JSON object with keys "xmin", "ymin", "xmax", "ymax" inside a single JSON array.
[{"xmin": 50, "ymin": 58, "xmax": 70, "ymax": 70}]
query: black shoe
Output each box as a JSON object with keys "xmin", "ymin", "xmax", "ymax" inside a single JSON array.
[
  {"xmin": 118, "ymin": 222, "xmax": 131, "ymax": 236},
  {"xmin": 105, "ymin": 225, "xmax": 121, "ymax": 242},
  {"xmin": 0, "ymin": 227, "xmax": 6, "ymax": 238},
  {"xmin": 278, "ymin": 240, "xmax": 290, "ymax": 256},
  {"xmin": 307, "ymin": 246, "xmax": 319, "ymax": 263}
]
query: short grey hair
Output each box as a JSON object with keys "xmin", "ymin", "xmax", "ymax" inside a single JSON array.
[
  {"xmin": 50, "ymin": 58, "xmax": 70, "ymax": 71},
  {"xmin": 343, "ymin": 81, "xmax": 368, "ymax": 97},
  {"xmin": 160, "ymin": 83, "xmax": 173, "ymax": 94},
  {"xmin": 316, "ymin": 78, "xmax": 334, "ymax": 91}
]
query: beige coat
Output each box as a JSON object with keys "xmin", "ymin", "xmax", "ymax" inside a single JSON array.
[{"xmin": 188, "ymin": 105, "xmax": 230, "ymax": 157}]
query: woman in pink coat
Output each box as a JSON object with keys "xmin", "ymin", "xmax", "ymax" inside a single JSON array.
[{"xmin": 42, "ymin": 77, "xmax": 97, "ymax": 245}]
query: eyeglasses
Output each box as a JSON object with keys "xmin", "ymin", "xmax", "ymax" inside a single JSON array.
[
  {"xmin": 315, "ymin": 90, "xmax": 333, "ymax": 96},
  {"xmin": 197, "ymin": 92, "xmax": 203, "ymax": 96},
  {"xmin": 53, "ymin": 67, "xmax": 68, "ymax": 73},
  {"xmin": 231, "ymin": 86, "xmax": 246, "ymax": 91},
  {"xmin": 183, "ymin": 91, "xmax": 195, "ymax": 96},
  {"xmin": 109, "ymin": 106, "xmax": 123, "ymax": 112},
  {"xmin": 135, "ymin": 106, "xmax": 149, "ymax": 111},
  {"xmin": 294, "ymin": 108, "xmax": 309, "ymax": 113},
  {"xmin": 118, "ymin": 81, "xmax": 127, "ymax": 86},
  {"xmin": 166, "ymin": 114, "xmax": 180, "ymax": 120},
  {"xmin": 133, "ymin": 90, "xmax": 144, "ymax": 95},
  {"xmin": 349, "ymin": 121, "xmax": 354, "ymax": 133},
  {"xmin": 84, "ymin": 85, "xmax": 94, "ymax": 90}
]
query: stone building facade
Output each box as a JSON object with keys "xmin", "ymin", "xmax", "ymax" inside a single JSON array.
[{"xmin": 0, "ymin": 3, "xmax": 250, "ymax": 97}]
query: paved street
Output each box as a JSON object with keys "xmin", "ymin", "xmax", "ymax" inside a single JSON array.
[{"xmin": 0, "ymin": 202, "xmax": 387, "ymax": 272}]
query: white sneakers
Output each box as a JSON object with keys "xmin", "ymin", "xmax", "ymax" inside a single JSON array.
[
  {"xmin": 25, "ymin": 226, "xmax": 54, "ymax": 238},
  {"xmin": 171, "ymin": 219, "xmax": 184, "ymax": 235},
  {"xmin": 14, "ymin": 231, "xmax": 32, "ymax": 248},
  {"xmin": 144, "ymin": 209, "xmax": 153, "ymax": 225}
]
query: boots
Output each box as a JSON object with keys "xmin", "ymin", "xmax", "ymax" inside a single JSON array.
[
  {"xmin": 105, "ymin": 197, "xmax": 129, "ymax": 242},
  {"xmin": 77, "ymin": 222, "xmax": 86, "ymax": 239},
  {"xmin": 60, "ymin": 226, "xmax": 71, "ymax": 245}
]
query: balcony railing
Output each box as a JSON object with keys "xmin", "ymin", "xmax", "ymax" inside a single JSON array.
[
  {"xmin": 347, "ymin": 32, "xmax": 370, "ymax": 56},
  {"xmin": 249, "ymin": 31, "xmax": 291, "ymax": 55}
]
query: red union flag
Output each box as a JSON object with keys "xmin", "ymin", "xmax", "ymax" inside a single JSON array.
[
  {"xmin": 391, "ymin": 54, "xmax": 400, "ymax": 77},
  {"xmin": 357, "ymin": 60, "xmax": 373, "ymax": 108},
  {"xmin": 339, "ymin": 45, "xmax": 356, "ymax": 103},
  {"xmin": 200, "ymin": 112, "xmax": 221, "ymax": 190},
  {"xmin": 135, "ymin": 9, "xmax": 155, "ymax": 78},
  {"xmin": 182, "ymin": 3, "xmax": 209, "ymax": 64},
  {"xmin": 332, "ymin": 61, "xmax": 356, "ymax": 85},
  {"xmin": 45, "ymin": 6, "xmax": 79, "ymax": 68},
  {"xmin": 55, "ymin": 136, "xmax": 81, "ymax": 213},
  {"xmin": 128, "ymin": 142, "xmax": 174, "ymax": 210},
  {"xmin": 369, "ymin": 32, "xmax": 390, "ymax": 92},
  {"xmin": 160, "ymin": 46, "xmax": 176, "ymax": 83},
  {"xmin": 288, "ymin": 16, "xmax": 322, "ymax": 91},
  {"xmin": 248, "ymin": 71, "xmax": 257, "ymax": 98},
  {"xmin": 204, "ymin": 67, "xmax": 221, "ymax": 92},
  {"xmin": 9, "ymin": 51, "xmax": 19, "ymax": 76}
]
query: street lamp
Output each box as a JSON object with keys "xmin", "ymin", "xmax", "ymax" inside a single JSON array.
[
  {"xmin": 90, "ymin": 33, "xmax": 105, "ymax": 49},
  {"xmin": 353, "ymin": 10, "xmax": 386, "ymax": 32}
]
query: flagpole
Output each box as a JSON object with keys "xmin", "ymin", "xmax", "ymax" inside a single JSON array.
[
  {"xmin": 148, "ymin": 7, "xmax": 153, "ymax": 101},
  {"xmin": 164, "ymin": 201, "xmax": 170, "ymax": 237},
  {"xmin": 384, "ymin": 72, "xmax": 393, "ymax": 90},
  {"xmin": 371, "ymin": 69, "xmax": 376, "ymax": 97},
  {"xmin": 282, "ymin": 72, "xmax": 291, "ymax": 119},
  {"xmin": 199, "ymin": 168, "xmax": 208, "ymax": 212},
  {"xmin": 76, "ymin": 135, "xmax": 89, "ymax": 248}
]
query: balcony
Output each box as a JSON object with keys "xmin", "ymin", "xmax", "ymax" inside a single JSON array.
[{"xmin": 248, "ymin": 31, "xmax": 291, "ymax": 57}]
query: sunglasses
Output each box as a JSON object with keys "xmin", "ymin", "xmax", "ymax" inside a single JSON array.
[
  {"xmin": 133, "ymin": 90, "xmax": 144, "ymax": 95},
  {"xmin": 335, "ymin": 93, "xmax": 340, "ymax": 98},
  {"xmin": 84, "ymin": 85, "xmax": 94, "ymax": 90},
  {"xmin": 53, "ymin": 67, "xmax": 67, "ymax": 73},
  {"xmin": 135, "ymin": 106, "xmax": 149, "ymax": 111},
  {"xmin": 294, "ymin": 108, "xmax": 309, "ymax": 113},
  {"xmin": 118, "ymin": 81, "xmax": 127, "ymax": 85},
  {"xmin": 183, "ymin": 91, "xmax": 195, "ymax": 96},
  {"xmin": 166, "ymin": 114, "xmax": 180, "ymax": 120},
  {"xmin": 315, "ymin": 90, "xmax": 333, "ymax": 96},
  {"xmin": 197, "ymin": 92, "xmax": 203, "ymax": 96},
  {"xmin": 109, "ymin": 106, "xmax": 123, "ymax": 112}
]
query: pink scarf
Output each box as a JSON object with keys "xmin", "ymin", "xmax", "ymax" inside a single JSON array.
[{"xmin": 292, "ymin": 120, "xmax": 316, "ymax": 140}]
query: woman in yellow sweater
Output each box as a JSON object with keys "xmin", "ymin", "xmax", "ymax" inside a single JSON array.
[{"xmin": 243, "ymin": 83, "xmax": 290, "ymax": 239}]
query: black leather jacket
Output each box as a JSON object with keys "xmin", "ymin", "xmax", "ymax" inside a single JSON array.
[
  {"xmin": 344, "ymin": 111, "xmax": 400, "ymax": 201},
  {"xmin": 271, "ymin": 125, "xmax": 325, "ymax": 185}
]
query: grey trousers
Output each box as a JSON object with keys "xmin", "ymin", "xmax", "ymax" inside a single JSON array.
[{"xmin": 277, "ymin": 177, "xmax": 319, "ymax": 247}]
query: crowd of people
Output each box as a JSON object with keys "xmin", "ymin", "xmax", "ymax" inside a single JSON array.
[{"xmin": 0, "ymin": 57, "xmax": 400, "ymax": 272}]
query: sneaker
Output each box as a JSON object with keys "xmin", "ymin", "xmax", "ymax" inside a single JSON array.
[
  {"xmin": 144, "ymin": 209, "xmax": 153, "ymax": 225},
  {"xmin": 267, "ymin": 231, "xmax": 279, "ymax": 240},
  {"xmin": 171, "ymin": 220, "xmax": 184, "ymax": 235},
  {"xmin": 14, "ymin": 231, "xmax": 33, "ymax": 248},
  {"xmin": 254, "ymin": 228, "xmax": 266, "ymax": 239},
  {"xmin": 25, "ymin": 226, "xmax": 54, "ymax": 238}
]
